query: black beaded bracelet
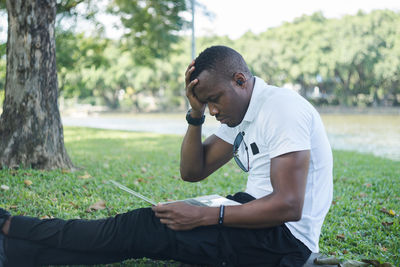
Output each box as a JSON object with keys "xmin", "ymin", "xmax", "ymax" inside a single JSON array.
[{"xmin": 218, "ymin": 205, "xmax": 225, "ymax": 225}]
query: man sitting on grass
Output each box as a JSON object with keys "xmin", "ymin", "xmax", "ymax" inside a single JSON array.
[{"xmin": 0, "ymin": 45, "xmax": 333, "ymax": 267}]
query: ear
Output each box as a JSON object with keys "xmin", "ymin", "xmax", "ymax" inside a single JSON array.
[{"xmin": 233, "ymin": 72, "xmax": 246, "ymax": 87}]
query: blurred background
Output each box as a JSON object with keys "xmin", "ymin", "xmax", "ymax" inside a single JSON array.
[{"xmin": 0, "ymin": 0, "xmax": 399, "ymax": 160}]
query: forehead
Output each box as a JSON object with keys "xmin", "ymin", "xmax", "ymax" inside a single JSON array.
[{"xmin": 193, "ymin": 70, "xmax": 225, "ymax": 101}]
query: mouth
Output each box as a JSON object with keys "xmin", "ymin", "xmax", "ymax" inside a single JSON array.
[{"xmin": 216, "ymin": 116, "xmax": 226, "ymax": 123}]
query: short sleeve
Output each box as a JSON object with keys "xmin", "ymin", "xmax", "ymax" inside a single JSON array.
[
  {"xmin": 265, "ymin": 100, "xmax": 312, "ymax": 158},
  {"xmin": 214, "ymin": 124, "xmax": 236, "ymax": 145}
]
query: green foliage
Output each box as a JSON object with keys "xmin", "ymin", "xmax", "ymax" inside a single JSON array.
[
  {"xmin": 57, "ymin": 33, "xmax": 192, "ymax": 110},
  {"xmin": 322, "ymin": 150, "xmax": 400, "ymax": 264},
  {"xmin": 0, "ymin": 127, "xmax": 398, "ymax": 265},
  {"xmin": 56, "ymin": 30, "xmax": 111, "ymax": 100},
  {"xmin": 2, "ymin": 4, "xmax": 400, "ymax": 110},
  {"xmin": 56, "ymin": 0, "xmax": 87, "ymax": 15},
  {"xmin": 237, "ymin": 10, "xmax": 400, "ymax": 107},
  {"xmin": 109, "ymin": 0, "xmax": 188, "ymax": 65},
  {"xmin": 52, "ymin": 9, "xmax": 400, "ymax": 110}
]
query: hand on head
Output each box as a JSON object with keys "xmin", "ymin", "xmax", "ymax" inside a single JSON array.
[{"xmin": 185, "ymin": 61, "xmax": 205, "ymax": 117}]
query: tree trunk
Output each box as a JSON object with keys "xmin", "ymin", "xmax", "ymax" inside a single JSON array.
[{"xmin": 0, "ymin": 0, "xmax": 73, "ymax": 169}]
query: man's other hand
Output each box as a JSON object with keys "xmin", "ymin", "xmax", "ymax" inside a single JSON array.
[{"xmin": 152, "ymin": 201, "xmax": 211, "ymax": 231}]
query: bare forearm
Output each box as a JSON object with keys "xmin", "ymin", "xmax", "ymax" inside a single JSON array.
[
  {"xmin": 191, "ymin": 152, "xmax": 308, "ymax": 230},
  {"xmin": 198, "ymin": 195, "xmax": 302, "ymax": 229},
  {"xmin": 153, "ymin": 195, "xmax": 303, "ymax": 231},
  {"xmin": 223, "ymin": 195, "xmax": 302, "ymax": 228},
  {"xmin": 180, "ymin": 124, "xmax": 205, "ymax": 181}
]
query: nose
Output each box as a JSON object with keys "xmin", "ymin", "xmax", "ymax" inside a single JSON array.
[{"xmin": 208, "ymin": 103, "xmax": 219, "ymax": 116}]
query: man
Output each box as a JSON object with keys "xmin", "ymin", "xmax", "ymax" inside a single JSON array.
[{"xmin": 0, "ymin": 45, "xmax": 332, "ymax": 266}]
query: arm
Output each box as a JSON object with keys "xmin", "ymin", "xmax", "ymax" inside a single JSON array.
[
  {"xmin": 180, "ymin": 133, "xmax": 233, "ymax": 182},
  {"xmin": 222, "ymin": 150, "xmax": 310, "ymax": 227},
  {"xmin": 180, "ymin": 62, "xmax": 233, "ymax": 182},
  {"xmin": 153, "ymin": 150, "xmax": 310, "ymax": 230}
]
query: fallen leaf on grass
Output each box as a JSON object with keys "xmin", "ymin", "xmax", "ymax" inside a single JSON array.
[
  {"xmin": 86, "ymin": 200, "xmax": 106, "ymax": 212},
  {"xmin": 9, "ymin": 205, "xmax": 17, "ymax": 209},
  {"xmin": 69, "ymin": 202, "xmax": 79, "ymax": 209},
  {"xmin": 381, "ymin": 221, "xmax": 393, "ymax": 226},
  {"xmin": 141, "ymin": 167, "xmax": 147, "ymax": 173},
  {"xmin": 78, "ymin": 172, "xmax": 92, "ymax": 179},
  {"xmin": 24, "ymin": 179, "xmax": 33, "ymax": 186},
  {"xmin": 336, "ymin": 234, "xmax": 345, "ymax": 240},
  {"xmin": 136, "ymin": 178, "xmax": 147, "ymax": 184},
  {"xmin": 40, "ymin": 215, "xmax": 54, "ymax": 220},
  {"xmin": 364, "ymin": 183, "xmax": 372, "ymax": 187},
  {"xmin": 1, "ymin": 184, "xmax": 10, "ymax": 191},
  {"xmin": 379, "ymin": 246, "xmax": 388, "ymax": 252},
  {"xmin": 61, "ymin": 169, "xmax": 70, "ymax": 174},
  {"xmin": 380, "ymin": 207, "xmax": 396, "ymax": 216},
  {"xmin": 23, "ymin": 172, "xmax": 32, "ymax": 176},
  {"xmin": 359, "ymin": 192, "xmax": 367, "ymax": 198}
]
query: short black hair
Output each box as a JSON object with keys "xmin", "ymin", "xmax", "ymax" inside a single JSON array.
[{"xmin": 190, "ymin": 45, "xmax": 251, "ymax": 82}]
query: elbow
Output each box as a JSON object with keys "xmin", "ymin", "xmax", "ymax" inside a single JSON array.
[
  {"xmin": 290, "ymin": 209, "xmax": 302, "ymax": 221},
  {"xmin": 181, "ymin": 175, "xmax": 198, "ymax": 182},
  {"xmin": 285, "ymin": 198, "xmax": 304, "ymax": 222},
  {"xmin": 180, "ymin": 169, "xmax": 203, "ymax": 182}
]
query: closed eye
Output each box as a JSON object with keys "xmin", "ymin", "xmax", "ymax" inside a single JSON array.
[{"xmin": 208, "ymin": 95, "xmax": 220, "ymax": 103}]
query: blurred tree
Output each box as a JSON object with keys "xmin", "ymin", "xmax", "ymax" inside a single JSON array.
[
  {"xmin": 0, "ymin": 0, "xmax": 74, "ymax": 169},
  {"xmin": 0, "ymin": 0, "xmax": 188, "ymax": 169},
  {"xmin": 109, "ymin": 0, "xmax": 187, "ymax": 65},
  {"xmin": 237, "ymin": 10, "xmax": 400, "ymax": 107}
]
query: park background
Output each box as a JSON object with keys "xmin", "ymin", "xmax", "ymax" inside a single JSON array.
[{"xmin": 0, "ymin": 0, "xmax": 399, "ymax": 266}]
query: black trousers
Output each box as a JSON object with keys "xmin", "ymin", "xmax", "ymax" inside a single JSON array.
[{"xmin": 4, "ymin": 192, "xmax": 311, "ymax": 267}]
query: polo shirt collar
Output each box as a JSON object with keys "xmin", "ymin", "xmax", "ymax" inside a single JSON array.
[{"xmin": 241, "ymin": 76, "xmax": 266, "ymax": 123}]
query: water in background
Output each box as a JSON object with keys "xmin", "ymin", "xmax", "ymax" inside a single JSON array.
[
  {"xmin": 321, "ymin": 114, "xmax": 399, "ymax": 161},
  {"xmin": 62, "ymin": 113, "xmax": 400, "ymax": 161}
]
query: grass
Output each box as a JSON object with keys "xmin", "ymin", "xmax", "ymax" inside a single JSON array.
[{"xmin": 0, "ymin": 127, "xmax": 399, "ymax": 266}]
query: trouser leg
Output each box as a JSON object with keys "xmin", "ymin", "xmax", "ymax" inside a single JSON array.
[
  {"xmin": 8, "ymin": 208, "xmax": 175, "ymax": 254},
  {"xmin": 9, "ymin": 211, "xmax": 134, "ymax": 253},
  {"xmin": 5, "ymin": 193, "xmax": 311, "ymax": 266},
  {"xmin": 6, "ymin": 207, "xmax": 220, "ymax": 266},
  {"xmin": 5, "ymin": 237, "xmax": 129, "ymax": 267}
]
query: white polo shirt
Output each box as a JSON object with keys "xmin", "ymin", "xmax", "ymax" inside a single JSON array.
[{"xmin": 215, "ymin": 77, "xmax": 333, "ymax": 253}]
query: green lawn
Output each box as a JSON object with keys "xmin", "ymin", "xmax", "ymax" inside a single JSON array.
[{"xmin": 0, "ymin": 127, "xmax": 399, "ymax": 266}]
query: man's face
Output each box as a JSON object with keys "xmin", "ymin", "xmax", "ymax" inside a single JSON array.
[{"xmin": 193, "ymin": 70, "xmax": 248, "ymax": 127}]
